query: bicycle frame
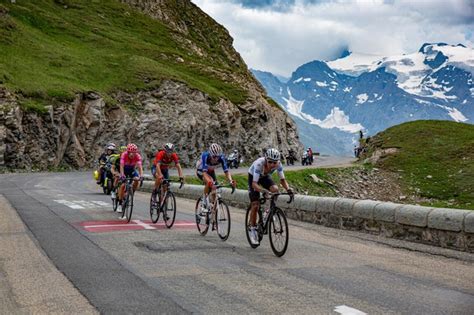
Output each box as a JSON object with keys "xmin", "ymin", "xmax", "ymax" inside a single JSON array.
[{"xmin": 258, "ymin": 193, "xmax": 293, "ymax": 234}]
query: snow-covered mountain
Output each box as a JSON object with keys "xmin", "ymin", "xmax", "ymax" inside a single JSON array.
[{"xmin": 253, "ymin": 43, "xmax": 473, "ymax": 156}]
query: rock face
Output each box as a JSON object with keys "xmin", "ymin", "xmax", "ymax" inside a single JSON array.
[
  {"xmin": 0, "ymin": 0, "xmax": 303, "ymax": 170},
  {"xmin": 0, "ymin": 81, "xmax": 301, "ymax": 170}
]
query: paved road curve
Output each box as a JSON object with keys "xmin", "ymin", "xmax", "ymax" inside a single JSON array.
[{"xmin": 1, "ymin": 172, "xmax": 473, "ymax": 314}]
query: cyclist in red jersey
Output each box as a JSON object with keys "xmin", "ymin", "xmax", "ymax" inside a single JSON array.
[{"xmin": 151, "ymin": 143, "xmax": 184, "ymax": 202}]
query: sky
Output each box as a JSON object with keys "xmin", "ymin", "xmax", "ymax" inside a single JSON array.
[{"xmin": 192, "ymin": 0, "xmax": 474, "ymax": 77}]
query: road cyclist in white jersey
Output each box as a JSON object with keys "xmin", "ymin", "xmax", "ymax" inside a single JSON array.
[{"xmin": 247, "ymin": 148, "xmax": 293, "ymax": 245}]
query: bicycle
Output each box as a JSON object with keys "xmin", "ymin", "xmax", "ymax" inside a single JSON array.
[
  {"xmin": 149, "ymin": 179, "xmax": 183, "ymax": 228},
  {"xmin": 245, "ymin": 192, "xmax": 294, "ymax": 257},
  {"xmin": 195, "ymin": 183, "xmax": 235, "ymax": 241},
  {"xmin": 120, "ymin": 176, "xmax": 143, "ymax": 223}
]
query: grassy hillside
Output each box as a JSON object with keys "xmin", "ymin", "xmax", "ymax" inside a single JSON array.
[
  {"xmin": 0, "ymin": 0, "xmax": 248, "ymax": 110},
  {"xmin": 364, "ymin": 120, "xmax": 474, "ymax": 209}
]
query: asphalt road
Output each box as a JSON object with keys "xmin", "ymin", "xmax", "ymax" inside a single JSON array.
[{"xmin": 1, "ymin": 171, "xmax": 473, "ymax": 314}]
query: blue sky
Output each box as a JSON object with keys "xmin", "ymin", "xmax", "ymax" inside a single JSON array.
[{"xmin": 192, "ymin": 0, "xmax": 474, "ymax": 76}]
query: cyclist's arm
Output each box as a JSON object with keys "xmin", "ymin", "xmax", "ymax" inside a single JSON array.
[
  {"xmin": 156, "ymin": 163, "xmax": 164, "ymax": 178},
  {"xmin": 201, "ymin": 153, "xmax": 209, "ymax": 173},
  {"xmin": 119, "ymin": 154, "xmax": 125, "ymax": 177},
  {"xmin": 176, "ymin": 163, "xmax": 184, "ymax": 178},
  {"xmin": 277, "ymin": 163, "xmax": 290, "ymax": 190}
]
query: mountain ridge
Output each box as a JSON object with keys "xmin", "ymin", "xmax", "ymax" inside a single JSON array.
[{"xmin": 252, "ymin": 42, "xmax": 473, "ymax": 155}]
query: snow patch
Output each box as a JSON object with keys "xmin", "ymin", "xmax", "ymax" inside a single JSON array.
[
  {"xmin": 316, "ymin": 81, "xmax": 328, "ymax": 87},
  {"xmin": 356, "ymin": 93, "xmax": 368, "ymax": 104},
  {"xmin": 282, "ymin": 88, "xmax": 363, "ymax": 133},
  {"xmin": 293, "ymin": 77, "xmax": 303, "ymax": 83},
  {"xmin": 303, "ymin": 78, "xmax": 311, "ymax": 82},
  {"xmin": 343, "ymin": 87, "xmax": 352, "ymax": 93},
  {"xmin": 436, "ymin": 105, "xmax": 468, "ymax": 122}
]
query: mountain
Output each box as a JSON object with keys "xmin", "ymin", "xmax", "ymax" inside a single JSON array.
[
  {"xmin": 0, "ymin": 0, "xmax": 302, "ymax": 169},
  {"xmin": 253, "ymin": 43, "xmax": 473, "ymax": 156}
]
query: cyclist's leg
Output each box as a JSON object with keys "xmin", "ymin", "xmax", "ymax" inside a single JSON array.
[
  {"xmin": 152, "ymin": 165, "xmax": 162, "ymax": 191},
  {"xmin": 161, "ymin": 168, "xmax": 169, "ymax": 194},
  {"xmin": 132, "ymin": 169, "xmax": 140, "ymax": 191},
  {"xmin": 248, "ymin": 174, "xmax": 260, "ymax": 226}
]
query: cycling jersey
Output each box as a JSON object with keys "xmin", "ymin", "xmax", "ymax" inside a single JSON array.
[
  {"xmin": 196, "ymin": 151, "xmax": 229, "ymax": 173},
  {"xmin": 248, "ymin": 157, "xmax": 284, "ymax": 182},
  {"xmin": 153, "ymin": 150, "xmax": 179, "ymax": 169},
  {"xmin": 108, "ymin": 154, "xmax": 121, "ymax": 170},
  {"xmin": 120, "ymin": 152, "xmax": 142, "ymax": 168}
]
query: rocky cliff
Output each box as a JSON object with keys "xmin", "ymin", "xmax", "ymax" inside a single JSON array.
[{"xmin": 0, "ymin": 0, "xmax": 302, "ymax": 170}]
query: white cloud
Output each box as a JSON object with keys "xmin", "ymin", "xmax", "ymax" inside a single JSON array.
[{"xmin": 192, "ymin": 0, "xmax": 474, "ymax": 76}]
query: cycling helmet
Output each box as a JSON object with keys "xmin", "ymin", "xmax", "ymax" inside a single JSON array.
[
  {"xmin": 265, "ymin": 148, "xmax": 280, "ymax": 161},
  {"xmin": 106, "ymin": 143, "xmax": 116, "ymax": 151},
  {"xmin": 163, "ymin": 143, "xmax": 174, "ymax": 153},
  {"xmin": 209, "ymin": 143, "xmax": 223, "ymax": 157},
  {"xmin": 119, "ymin": 145, "xmax": 127, "ymax": 153},
  {"xmin": 127, "ymin": 143, "xmax": 138, "ymax": 153}
]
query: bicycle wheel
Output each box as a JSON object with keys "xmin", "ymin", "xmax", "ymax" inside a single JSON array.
[
  {"xmin": 112, "ymin": 191, "xmax": 119, "ymax": 212},
  {"xmin": 245, "ymin": 206, "xmax": 261, "ymax": 248},
  {"xmin": 269, "ymin": 207, "xmax": 289, "ymax": 257},
  {"xmin": 216, "ymin": 200, "xmax": 231, "ymax": 241},
  {"xmin": 150, "ymin": 192, "xmax": 160, "ymax": 223},
  {"xmin": 195, "ymin": 197, "xmax": 209, "ymax": 236},
  {"xmin": 163, "ymin": 192, "xmax": 176, "ymax": 229}
]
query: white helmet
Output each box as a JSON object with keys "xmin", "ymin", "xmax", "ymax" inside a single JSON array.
[
  {"xmin": 209, "ymin": 143, "xmax": 223, "ymax": 157},
  {"xmin": 265, "ymin": 148, "xmax": 280, "ymax": 161},
  {"xmin": 163, "ymin": 143, "xmax": 174, "ymax": 153},
  {"xmin": 106, "ymin": 143, "xmax": 116, "ymax": 151}
]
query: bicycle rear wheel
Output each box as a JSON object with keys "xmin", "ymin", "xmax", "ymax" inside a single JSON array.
[
  {"xmin": 269, "ymin": 207, "xmax": 289, "ymax": 257},
  {"xmin": 112, "ymin": 193, "xmax": 119, "ymax": 212},
  {"xmin": 195, "ymin": 197, "xmax": 209, "ymax": 236},
  {"xmin": 163, "ymin": 192, "xmax": 176, "ymax": 228},
  {"xmin": 216, "ymin": 200, "xmax": 231, "ymax": 241},
  {"xmin": 150, "ymin": 191, "xmax": 160, "ymax": 223},
  {"xmin": 245, "ymin": 206, "xmax": 262, "ymax": 248}
]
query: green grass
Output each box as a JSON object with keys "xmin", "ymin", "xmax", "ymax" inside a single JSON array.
[
  {"xmin": 0, "ymin": 0, "xmax": 248, "ymax": 105},
  {"xmin": 170, "ymin": 166, "xmax": 338, "ymax": 196},
  {"xmin": 367, "ymin": 120, "xmax": 474, "ymax": 210}
]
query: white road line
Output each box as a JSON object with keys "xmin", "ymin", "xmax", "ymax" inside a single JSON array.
[
  {"xmin": 334, "ymin": 305, "xmax": 367, "ymax": 315},
  {"xmin": 132, "ymin": 220, "xmax": 156, "ymax": 230},
  {"xmin": 92, "ymin": 201, "xmax": 110, "ymax": 206},
  {"xmin": 82, "ymin": 222, "xmax": 196, "ymax": 229},
  {"xmin": 54, "ymin": 200, "xmax": 85, "ymax": 209}
]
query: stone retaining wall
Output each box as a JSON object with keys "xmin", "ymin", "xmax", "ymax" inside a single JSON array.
[{"xmin": 141, "ymin": 182, "xmax": 474, "ymax": 252}]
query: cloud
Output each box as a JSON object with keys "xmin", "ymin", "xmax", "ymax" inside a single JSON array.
[{"xmin": 192, "ymin": 0, "xmax": 474, "ymax": 77}]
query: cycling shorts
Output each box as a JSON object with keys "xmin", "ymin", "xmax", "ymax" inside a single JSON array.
[{"xmin": 248, "ymin": 174, "xmax": 275, "ymax": 202}]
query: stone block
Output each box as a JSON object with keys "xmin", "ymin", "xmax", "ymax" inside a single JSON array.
[
  {"xmin": 464, "ymin": 212, "xmax": 474, "ymax": 233},
  {"xmin": 314, "ymin": 197, "xmax": 338, "ymax": 214},
  {"xmin": 334, "ymin": 198, "xmax": 357, "ymax": 217},
  {"xmin": 373, "ymin": 202, "xmax": 401, "ymax": 223},
  {"xmin": 427, "ymin": 208, "xmax": 466, "ymax": 232},
  {"xmin": 396, "ymin": 205, "xmax": 433, "ymax": 227},
  {"xmin": 353, "ymin": 200, "xmax": 380, "ymax": 220}
]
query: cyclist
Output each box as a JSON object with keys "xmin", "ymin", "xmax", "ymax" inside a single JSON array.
[
  {"xmin": 151, "ymin": 143, "xmax": 184, "ymax": 204},
  {"xmin": 196, "ymin": 143, "xmax": 236, "ymax": 209},
  {"xmin": 247, "ymin": 148, "xmax": 293, "ymax": 245},
  {"xmin": 109, "ymin": 145, "xmax": 126, "ymax": 201},
  {"xmin": 97, "ymin": 143, "xmax": 116, "ymax": 185},
  {"xmin": 118, "ymin": 143, "xmax": 144, "ymax": 207}
]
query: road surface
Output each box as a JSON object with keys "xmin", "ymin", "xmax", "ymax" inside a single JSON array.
[{"xmin": 0, "ymin": 172, "xmax": 473, "ymax": 314}]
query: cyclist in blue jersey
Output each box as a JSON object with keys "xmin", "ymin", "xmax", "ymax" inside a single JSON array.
[{"xmin": 196, "ymin": 143, "xmax": 236, "ymax": 208}]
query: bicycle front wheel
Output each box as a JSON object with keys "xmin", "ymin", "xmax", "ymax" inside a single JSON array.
[
  {"xmin": 164, "ymin": 192, "xmax": 176, "ymax": 229},
  {"xmin": 123, "ymin": 188, "xmax": 134, "ymax": 223},
  {"xmin": 244, "ymin": 206, "xmax": 261, "ymax": 249},
  {"xmin": 216, "ymin": 200, "xmax": 231, "ymax": 241},
  {"xmin": 150, "ymin": 192, "xmax": 159, "ymax": 223},
  {"xmin": 269, "ymin": 207, "xmax": 289, "ymax": 257},
  {"xmin": 195, "ymin": 197, "xmax": 209, "ymax": 236}
]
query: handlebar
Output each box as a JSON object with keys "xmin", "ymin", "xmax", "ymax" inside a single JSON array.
[
  {"xmin": 212, "ymin": 183, "xmax": 235, "ymax": 194},
  {"xmin": 260, "ymin": 191, "xmax": 294, "ymax": 204},
  {"xmin": 162, "ymin": 178, "xmax": 184, "ymax": 189}
]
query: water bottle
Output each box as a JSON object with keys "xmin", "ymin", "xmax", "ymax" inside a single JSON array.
[{"xmin": 263, "ymin": 207, "xmax": 270, "ymax": 223}]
